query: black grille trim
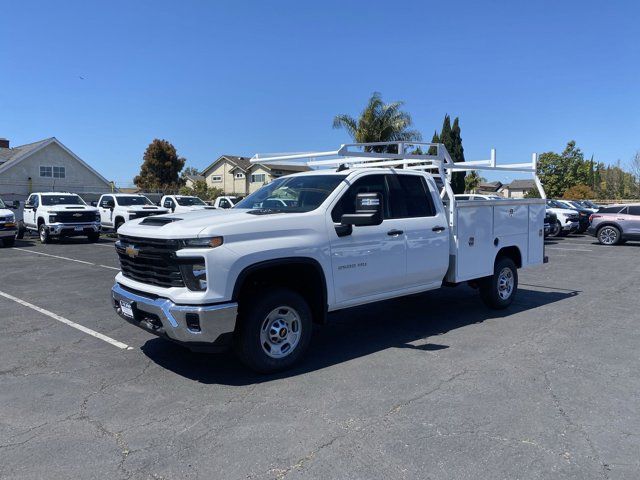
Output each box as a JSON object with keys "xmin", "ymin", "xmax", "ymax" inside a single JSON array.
[
  {"xmin": 116, "ymin": 235, "xmax": 185, "ymax": 288},
  {"xmin": 54, "ymin": 211, "xmax": 97, "ymax": 223}
]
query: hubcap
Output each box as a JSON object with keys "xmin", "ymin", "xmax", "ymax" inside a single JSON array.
[
  {"xmin": 40, "ymin": 226, "xmax": 46, "ymax": 241},
  {"xmin": 600, "ymin": 228, "xmax": 617, "ymax": 245},
  {"xmin": 260, "ymin": 306, "xmax": 301, "ymax": 359},
  {"xmin": 497, "ymin": 267, "xmax": 514, "ymax": 300}
]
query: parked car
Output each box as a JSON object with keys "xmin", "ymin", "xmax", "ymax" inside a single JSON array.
[
  {"xmin": 587, "ymin": 204, "xmax": 640, "ymax": 245},
  {"xmin": 545, "ymin": 200, "xmax": 580, "ymax": 236},
  {"xmin": 553, "ymin": 200, "xmax": 591, "ymax": 233},
  {"xmin": 160, "ymin": 195, "xmax": 215, "ymax": 213},
  {"xmin": 110, "ymin": 143, "xmax": 547, "ymax": 373},
  {"xmin": 211, "ymin": 196, "xmax": 238, "ymax": 209},
  {"xmin": 16, "ymin": 192, "xmax": 101, "ymax": 244},
  {"xmin": 0, "ymin": 197, "xmax": 17, "ymax": 247},
  {"xmin": 565, "ymin": 200, "xmax": 598, "ymax": 213},
  {"xmin": 544, "ymin": 210, "xmax": 557, "ymax": 236},
  {"xmin": 578, "ymin": 200, "xmax": 600, "ymax": 210},
  {"xmin": 97, "ymin": 194, "xmax": 169, "ymax": 232}
]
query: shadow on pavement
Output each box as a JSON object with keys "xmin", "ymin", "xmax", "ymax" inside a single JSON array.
[{"xmin": 141, "ymin": 285, "xmax": 579, "ymax": 386}]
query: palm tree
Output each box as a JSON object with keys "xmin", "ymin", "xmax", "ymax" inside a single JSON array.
[{"xmin": 332, "ymin": 92, "xmax": 422, "ymax": 152}]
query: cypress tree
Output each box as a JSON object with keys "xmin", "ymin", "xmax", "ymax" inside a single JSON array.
[
  {"xmin": 427, "ymin": 131, "xmax": 439, "ymax": 155},
  {"xmin": 450, "ymin": 117, "xmax": 466, "ymax": 194}
]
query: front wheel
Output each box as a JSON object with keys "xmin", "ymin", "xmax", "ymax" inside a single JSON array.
[
  {"xmin": 479, "ymin": 257, "xmax": 518, "ymax": 309},
  {"xmin": 2, "ymin": 237, "xmax": 15, "ymax": 247},
  {"xmin": 87, "ymin": 232, "xmax": 100, "ymax": 243},
  {"xmin": 597, "ymin": 226, "xmax": 620, "ymax": 245},
  {"xmin": 550, "ymin": 220, "xmax": 562, "ymax": 237},
  {"xmin": 15, "ymin": 221, "xmax": 25, "ymax": 239},
  {"xmin": 39, "ymin": 223, "xmax": 50, "ymax": 244},
  {"xmin": 235, "ymin": 288, "xmax": 312, "ymax": 373}
]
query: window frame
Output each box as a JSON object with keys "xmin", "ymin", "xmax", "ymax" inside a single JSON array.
[
  {"xmin": 53, "ymin": 166, "xmax": 66, "ymax": 178},
  {"xmin": 39, "ymin": 166, "xmax": 52, "ymax": 178},
  {"xmin": 211, "ymin": 175, "xmax": 222, "ymax": 183},
  {"xmin": 235, "ymin": 172, "xmax": 245, "ymax": 179},
  {"xmin": 627, "ymin": 206, "xmax": 640, "ymax": 216},
  {"xmin": 251, "ymin": 173, "xmax": 266, "ymax": 183}
]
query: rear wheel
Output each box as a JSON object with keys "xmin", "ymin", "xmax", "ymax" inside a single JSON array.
[
  {"xmin": 39, "ymin": 223, "xmax": 50, "ymax": 244},
  {"xmin": 235, "ymin": 288, "xmax": 312, "ymax": 373},
  {"xmin": 479, "ymin": 257, "xmax": 518, "ymax": 309},
  {"xmin": 15, "ymin": 222, "xmax": 25, "ymax": 240},
  {"xmin": 597, "ymin": 226, "xmax": 620, "ymax": 245}
]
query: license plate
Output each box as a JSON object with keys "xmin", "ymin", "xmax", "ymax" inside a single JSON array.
[
  {"xmin": 120, "ymin": 300, "xmax": 134, "ymax": 318},
  {"xmin": 74, "ymin": 226, "xmax": 83, "ymax": 231}
]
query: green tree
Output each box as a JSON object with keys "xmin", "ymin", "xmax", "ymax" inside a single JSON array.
[
  {"xmin": 450, "ymin": 117, "xmax": 466, "ymax": 194},
  {"xmin": 427, "ymin": 131, "xmax": 439, "ymax": 155},
  {"xmin": 524, "ymin": 188, "xmax": 541, "ymax": 198},
  {"xmin": 134, "ymin": 139, "xmax": 186, "ymax": 192},
  {"xmin": 181, "ymin": 166, "xmax": 200, "ymax": 179},
  {"xmin": 464, "ymin": 171, "xmax": 485, "ymax": 193},
  {"xmin": 537, "ymin": 140, "xmax": 591, "ymax": 198},
  {"xmin": 332, "ymin": 92, "xmax": 422, "ymax": 152},
  {"xmin": 179, "ymin": 180, "xmax": 224, "ymax": 202}
]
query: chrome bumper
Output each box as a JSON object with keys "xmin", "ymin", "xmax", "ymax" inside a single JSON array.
[
  {"xmin": 111, "ymin": 283, "xmax": 238, "ymax": 349},
  {"xmin": 0, "ymin": 226, "xmax": 16, "ymax": 238},
  {"xmin": 48, "ymin": 222, "xmax": 101, "ymax": 235}
]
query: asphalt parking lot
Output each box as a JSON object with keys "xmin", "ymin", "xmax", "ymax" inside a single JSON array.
[{"xmin": 1, "ymin": 234, "xmax": 639, "ymax": 479}]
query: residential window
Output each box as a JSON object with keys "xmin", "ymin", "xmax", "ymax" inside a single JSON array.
[
  {"xmin": 211, "ymin": 175, "xmax": 222, "ymax": 182},
  {"xmin": 40, "ymin": 166, "xmax": 52, "ymax": 177},
  {"xmin": 251, "ymin": 174, "xmax": 266, "ymax": 183},
  {"xmin": 235, "ymin": 172, "xmax": 245, "ymax": 179},
  {"xmin": 53, "ymin": 166, "xmax": 66, "ymax": 178}
]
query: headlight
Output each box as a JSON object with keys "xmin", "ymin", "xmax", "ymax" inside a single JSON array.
[
  {"xmin": 180, "ymin": 237, "xmax": 223, "ymax": 248},
  {"xmin": 49, "ymin": 215, "xmax": 57, "ymax": 223},
  {"xmin": 180, "ymin": 260, "xmax": 207, "ymax": 291}
]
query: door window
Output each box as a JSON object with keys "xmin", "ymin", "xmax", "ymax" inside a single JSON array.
[
  {"xmin": 628, "ymin": 206, "xmax": 640, "ymax": 216},
  {"xmin": 101, "ymin": 196, "xmax": 113, "ymax": 208},
  {"xmin": 218, "ymin": 198, "xmax": 231, "ymax": 208},
  {"xmin": 163, "ymin": 199, "xmax": 173, "ymax": 209},
  {"xmin": 331, "ymin": 174, "xmax": 389, "ymax": 223},
  {"xmin": 387, "ymin": 174, "xmax": 436, "ymax": 218},
  {"xmin": 32, "ymin": 196, "xmax": 40, "ymax": 208}
]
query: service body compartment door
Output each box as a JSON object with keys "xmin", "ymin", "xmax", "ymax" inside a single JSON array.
[
  {"xmin": 455, "ymin": 204, "xmax": 494, "ymax": 281},
  {"xmin": 527, "ymin": 204, "xmax": 545, "ymax": 264}
]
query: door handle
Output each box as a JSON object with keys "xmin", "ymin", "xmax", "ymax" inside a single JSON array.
[
  {"xmin": 387, "ymin": 229, "xmax": 403, "ymax": 236},
  {"xmin": 432, "ymin": 226, "xmax": 446, "ymax": 232}
]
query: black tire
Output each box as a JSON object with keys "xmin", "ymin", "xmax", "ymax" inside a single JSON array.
[
  {"xmin": 550, "ymin": 220, "xmax": 563, "ymax": 237},
  {"xmin": 235, "ymin": 288, "xmax": 312, "ymax": 373},
  {"xmin": 38, "ymin": 223, "xmax": 50, "ymax": 244},
  {"xmin": 87, "ymin": 232, "xmax": 100, "ymax": 243},
  {"xmin": 597, "ymin": 225, "xmax": 621, "ymax": 246},
  {"xmin": 15, "ymin": 221, "xmax": 25, "ymax": 239},
  {"xmin": 114, "ymin": 219, "xmax": 124, "ymax": 232},
  {"xmin": 2, "ymin": 237, "xmax": 15, "ymax": 247},
  {"xmin": 479, "ymin": 257, "xmax": 518, "ymax": 309}
]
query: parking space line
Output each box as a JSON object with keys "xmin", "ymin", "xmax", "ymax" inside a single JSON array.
[
  {"xmin": 12, "ymin": 248, "xmax": 119, "ymax": 270},
  {"xmin": 0, "ymin": 290, "xmax": 133, "ymax": 350},
  {"xmin": 545, "ymin": 246, "xmax": 593, "ymax": 252}
]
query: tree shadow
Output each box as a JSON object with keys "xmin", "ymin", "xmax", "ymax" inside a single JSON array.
[{"xmin": 141, "ymin": 285, "xmax": 579, "ymax": 385}]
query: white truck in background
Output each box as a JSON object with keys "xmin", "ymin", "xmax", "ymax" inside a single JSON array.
[
  {"xmin": 97, "ymin": 194, "xmax": 169, "ymax": 232},
  {"xmin": 211, "ymin": 196, "xmax": 238, "ymax": 209},
  {"xmin": 17, "ymin": 192, "xmax": 101, "ymax": 243},
  {"xmin": 160, "ymin": 195, "xmax": 215, "ymax": 214},
  {"xmin": 111, "ymin": 142, "xmax": 548, "ymax": 373},
  {"xmin": 0, "ymin": 197, "xmax": 17, "ymax": 247}
]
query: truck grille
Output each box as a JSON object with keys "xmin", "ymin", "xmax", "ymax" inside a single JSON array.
[
  {"xmin": 567, "ymin": 214, "xmax": 579, "ymax": 222},
  {"xmin": 116, "ymin": 235, "xmax": 185, "ymax": 288},
  {"xmin": 55, "ymin": 211, "xmax": 96, "ymax": 223}
]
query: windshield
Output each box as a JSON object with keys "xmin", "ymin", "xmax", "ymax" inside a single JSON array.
[
  {"xmin": 116, "ymin": 196, "xmax": 154, "ymax": 206},
  {"xmin": 42, "ymin": 195, "xmax": 86, "ymax": 206},
  {"xmin": 176, "ymin": 196, "xmax": 206, "ymax": 206},
  {"xmin": 547, "ymin": 200, "xmax": 569, "ymax": 209},
  {"xmin": 0, "ymin": 198, "xmax": 5, "ymax": 209},
  {"xmin": 235, "ymin": 175, "xmax": 346, "ymax": 213}
]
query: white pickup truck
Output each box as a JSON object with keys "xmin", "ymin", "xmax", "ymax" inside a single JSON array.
[
  {"xmin": 111, "ymin": 143, "xmax": 548, "ymax": 373},
  {"xmin": 97, "ymin": 194, "xmax": 169, "ymax": 232},
  {"xmin": 160, "ymin": 195, "xmax": 214, "ymax": 213},
  {"xmin": 0, "ymin": 197, "xmax": 17, "ymax": 247},
  {"xmin": 17, "ymin": 192, "xmax": 101, "ymax": 243}
]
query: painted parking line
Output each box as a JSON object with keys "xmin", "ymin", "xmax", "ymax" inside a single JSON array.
[
  {"xmin": 93, "ymin": 243, "xmax": 116, "ymax": 248},
  {"xmin": 0, "ymin": 290, "xmax": 133, "ymax": 350},
  {"xmin": 12, "ymin": 248, "xmax": 119, "ymax": 270},
  {"xmin": 545, "ymin": 246, "xmax": 593, "ymax": 252}
]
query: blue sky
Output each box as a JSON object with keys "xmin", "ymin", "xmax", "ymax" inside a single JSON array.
[{"xmin": 1, "ymin": 0, "xmax": 638, "ymax": 186}]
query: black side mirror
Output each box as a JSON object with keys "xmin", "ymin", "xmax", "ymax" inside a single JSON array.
[
  {"xmin": 108, "ymin": 200, "xmax": 115, "ymax": 209},
  {"xmin": 340, "ymin": 192, "xmax": 383, "ymax": 227},
  {"xmin": 11, "ymin": 201, "xmax": 19, "ymax": 209},
  {"xmin": 91, "ymin": 201, "xmax": 98, "ymax": 207}
]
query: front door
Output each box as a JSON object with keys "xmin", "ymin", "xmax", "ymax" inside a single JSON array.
[
  {"xmin": 329, "ymin": 174, "xmax": 407, "ymax": 304},
  {"xmin": 99, "ymin": 196, "xmax": 114, "ymax": 226}
]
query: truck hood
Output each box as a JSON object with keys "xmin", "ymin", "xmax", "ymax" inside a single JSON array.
[
  {"xmin": 118, "ymin": 208, "xmax": 320, "ymax": 239},
  {"xmin": 547, "ymin": 207, "xmax": 578, "ymax": 217},
  {"xmin": 0, "ymin": 208, "xmax": 14, "ymax": 217},
  {"xmin": 42, "ymin": 205, "xmax": 99, "ymax": 213}
]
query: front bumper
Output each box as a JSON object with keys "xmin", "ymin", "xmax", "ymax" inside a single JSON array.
[
  {"xmin": 0, "ymin": 223, "xmax": 17, "ymax": 238},
  {"xmin": 562, "ymin": 221, "xmax": 579, "ymax": 231},
  {"xmin": 48, "ymin": 222, "xmax": 100, "ymax": 236},
  {"xmin": 111, "ymin": 283, "xmax": 238, "ymax": 351}
]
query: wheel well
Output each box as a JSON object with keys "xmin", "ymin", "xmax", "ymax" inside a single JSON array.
[
  {"xmin": 596, "ymin": 222, "xmax": 622, "ymax": 234},
  {"xmin": 234, "ymin": 259, "xmax": 328, "ymax": 324},
  {"xmin": 496, "ymin": 246, "xmax": 522, "ymax": 268},
  {"xmin": 115, "ymin": 216, "xmax": 125, "ymax": 224},
  {"xmin": 37, "ymin": 217, "xmax": 45, "ymax": 226}
]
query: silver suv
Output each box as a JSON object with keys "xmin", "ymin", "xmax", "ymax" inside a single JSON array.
[{"xmin": 587, "ymin": 204, "xmax": 640, "ymax": 245}]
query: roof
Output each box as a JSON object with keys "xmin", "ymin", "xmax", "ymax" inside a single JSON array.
[
  {"xmin": 0, "ymin": 138, "xmax": 52, "ymax": 164},
  {"xmin": 477, "ymin": 181, "xmax": 503, "ymax": 192},
  {"xmin": 264, "ymin": 163, "xmax": 311, "ymax": 173},
  {"xmin": 185, "ymin": 174, "xmax": 204, "ymax": 182},
  {"xmin": 201, "ymin": 155, "xmax": 252, "ymax": 175},
  {"xmin": 506, "ymin": 179, "xmax": 536, "ymax": 190}
]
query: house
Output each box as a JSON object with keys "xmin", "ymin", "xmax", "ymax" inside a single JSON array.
[
  {"xmin": 0, "ymin": 137, "xmax": 113, "ymax": 203},
  {"xmin": 501, "ymin": 179, "xmax": 536, "ymax": 198},
  {"xmin": 200, "ymin": 154, "xmax": 310, "ymax": 195},
  {"xmin": 184, "ymin": 174, "xmax": 204, "ymax": 188},
  {"xmin": 475, "ymin": 181, "xmax": 503, "ymax": 195}
]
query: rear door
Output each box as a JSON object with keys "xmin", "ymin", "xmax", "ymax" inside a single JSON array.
[
  {"xmin": 626, "ymin": 206, "xmax": 640, "ymax": 235},
  {"xmin": 387, "ymin": 173, "xmax": 450, "ymax": 288},
  {"xmin": 329, "ymin": 173, "xmax": 407, "ymax": 304}
]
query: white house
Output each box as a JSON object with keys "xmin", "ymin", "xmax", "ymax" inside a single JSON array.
[
  {"xmin": 501, "ymin": 179, "xmax": 537, "ymax": 198},
  {"xmin": 0, "ymin": 137, "xmax": 113, "ymax": 202}
]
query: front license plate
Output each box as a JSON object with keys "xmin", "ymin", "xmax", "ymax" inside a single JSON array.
[
  {"xmin": 74, "ymin": 226, "xmax": 83, "ymax": 231},
  {"xmin": 120, "ymin": 300, "xmax": 134, "ymax": 318}
]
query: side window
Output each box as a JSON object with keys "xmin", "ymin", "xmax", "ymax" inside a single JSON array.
[
  {"xmin": 26, "ymin": 195, "xmax": 34, "ymax": 207},
  {"xmin": 387, "ymin": 174, "xmax": 436, "ymax": 218},
  {"xmin": 628, "ymin": 206, "xmax": 640, "ymax": 216},
  {"xmin": 101, "ymin": 196, "xmax": 113, "ymax": 208},
  {"xmin": 219, "ymin": 199, "xmax": 230, "ymax": 208},
  {"xmin": 457, "ymin": 195, "xmax": 470, "ymax": 201},
  {"xmin": 163, "ymin": 198, "xmax": 172, "ymax": 208},
  {"xmin": 599, "ymin": 206, "xmax": 623, "ymax": 214},
  {"xmin": 331, "ymin": 174, "xmax": 389, "ymax": 223},
  {"xmin": 33, "ymin": 195, "xmax": 40, "ymax": 208}
]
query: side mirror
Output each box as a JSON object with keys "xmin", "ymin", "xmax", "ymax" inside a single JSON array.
[
  {"xmin": 91, "ymin": 201, "xmax": 98, "ymax": 207},
  {"xmin": 12, "ymin": 200, "xmax": 20, "ymax": 209},
  {"xmin": 340, "ymin": 192, "xmax": 383, "ymax": 227},
  {"xmin": 107, "ymin": 200, "xmax": 115, "ymax": 209}
]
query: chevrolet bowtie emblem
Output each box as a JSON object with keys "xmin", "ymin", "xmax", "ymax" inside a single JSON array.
[
  {"xmin": 125, "ymin": 246, "xmax": 140, "ymax": 258},
  {"xmin": 73, "ymin": 213, "xmax": 82, "ymax": 217}
]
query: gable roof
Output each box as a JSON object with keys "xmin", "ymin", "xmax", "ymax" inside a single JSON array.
[
  {"xmin": 476, "ymin": 181, "xmax": 503, "ymax": 192},
  {"xmin": 201, "ymin": 155, "xmax": 252, "ymax": 176},
  {"xmin": 0, "ymin": 137, "xmax": 112, "ymax": 187},
  {"xmin": 185, "ymin": 174, "xmax": 204, "ymax": 182},
  {"xmin": 263, "ymin": 163, "xmax": 311, "ymax": 173},
  {"xmin": 507, "ymin": 179, "xmax": 536, "ymax": 190}
]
